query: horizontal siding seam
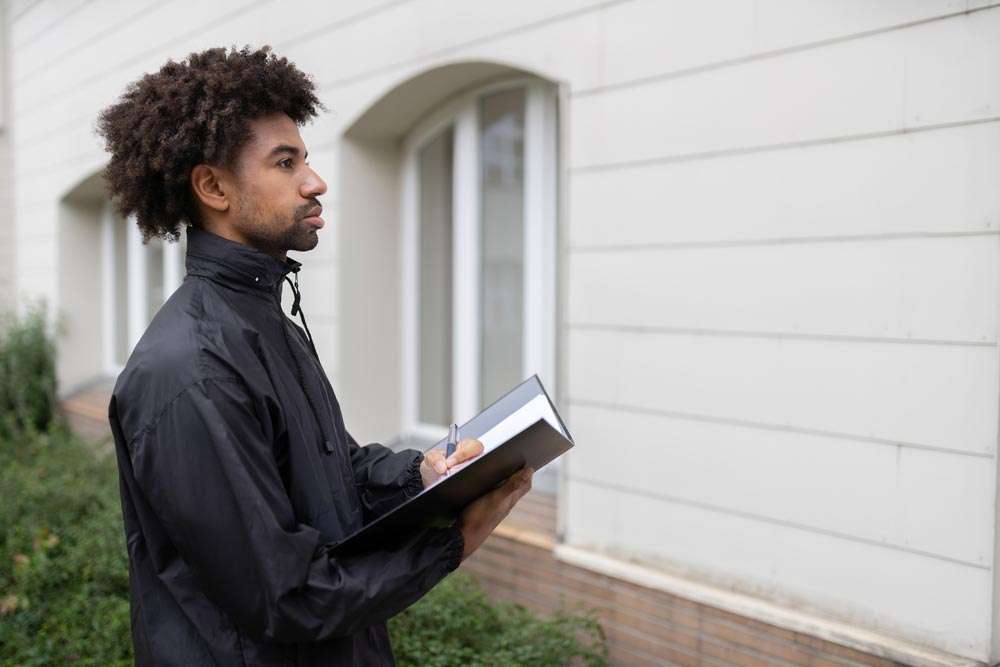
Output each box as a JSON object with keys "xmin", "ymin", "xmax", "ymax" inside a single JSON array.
[
  {"xmin": 10, "ymin": 0, "xmax": 44, "ymax": 24},
  {"xmin": 11, "ymin": 0, "xmax": 95, "ymax": 50},
  {"xmin": 565, "ymin": 323, "xmax": 997, "ymax": 349},
  {"xmin": 20, "ymin": 112, "xmax": 1000, "ymax": 183},
  {"xmin": 11, "ymin": 0, "xmax": 275, "ymax": 116},
  {"xmin": 9, "ymin": 0, "xmax": 628, "ymax": 123},
  {"xmin": 318, "ymin": 0, "xmax": 635, "ymax": 90},
  {"xmin": 8, "ymin": 0, "xmax": 415, "ymax": 146},
  {"xmin": 569, "ymin": 230, "xmax": 1000, "ymax": 253},
  {"xmin": 272, "ymin": 0, "xmax": 417, "ymax": 50},
  {"xmin": 570, "ymin": 115, "xmax": 1000, "ymax": 173},
  {"xmin": 567, "ymin": 397, "xmax": 996, "ymax": 459},
  {"xmin": 14, "ymin": 0, "xmax": 178, "ymax": 84},
  {"xmin": 12, "ymin": 147, "xmax": 101, "ymax": 181},
  {"xmin": 12, "ymin": 110, "xmax": 92, "ymax": 148},
  {"xmin": 571, "ymin": 2, "xmax": 1000, "ymax": 98},
  {"xmin": 568, "ymin": 473, "xmax": 990, "ymax": 570}
]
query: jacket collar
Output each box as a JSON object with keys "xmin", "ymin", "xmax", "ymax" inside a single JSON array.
[{"xmin": 184, "ymin": 225, "xmax": 301, "ymax": 295}]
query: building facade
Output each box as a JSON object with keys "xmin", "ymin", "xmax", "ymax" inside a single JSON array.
[
  {"xmin": 4, "ymin": 1, "xmax": 999, "ymax": 664},
  {"xmin": 0, "ymin": 0, "xmax": 13, "ymax": 313}
]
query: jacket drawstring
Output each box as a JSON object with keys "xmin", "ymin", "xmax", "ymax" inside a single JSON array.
[
  {"xmin": 284, "ymin": 268, "xmax": 320, "ymax": 363},
  {"xmin": 279, "ymin": 268, "xmax": 343, "ymax": 456}
]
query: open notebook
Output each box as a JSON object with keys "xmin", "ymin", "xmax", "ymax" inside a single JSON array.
[{"xmin": 332, "ymin": 374, "xmax": 574, "ymax": 555}]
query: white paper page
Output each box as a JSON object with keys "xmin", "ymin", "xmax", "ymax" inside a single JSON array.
[{"xmin": 442, "ymin": 394, "xmax": 565, "ymax": 477}]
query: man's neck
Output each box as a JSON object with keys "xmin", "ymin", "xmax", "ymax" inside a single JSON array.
[{"xmin": 202, "ymin": 223, "xmax": 287, "ymax": 263}]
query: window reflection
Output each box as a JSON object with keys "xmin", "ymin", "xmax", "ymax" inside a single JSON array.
[
  {"xmin": 111, "ymin": 216, "xmax": 128, "ymax": 366},
  {"xmin": 145, "ymin": 236, "xmax": 164, "ymax": 322},
  {"xmin": 479, "ymin": 88, "xmax": 525, "ymax": 408},
  {"xmin": 417, "ymin": 126, "xmax": 455, "ymax": 427}
]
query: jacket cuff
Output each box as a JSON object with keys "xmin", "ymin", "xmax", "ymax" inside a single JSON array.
[
  {"xmin": 439, "ymin": 524, "xmax": 465, "ymax": 573},
  {"xmin": 401, "ymin": 451, "xmax": 425, "ymax": 499}
]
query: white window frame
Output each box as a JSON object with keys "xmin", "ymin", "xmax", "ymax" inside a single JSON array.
[
  {"xmin": 400, "ymin": 77, "xmax": 558, "ymax": 441},
  {"xmin": 101, "ymin": 202, "xmax": 185, "ymax": 376}
]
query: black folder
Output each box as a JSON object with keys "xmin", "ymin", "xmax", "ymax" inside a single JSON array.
[{"xmin": 332, "ymin": 374, "xmax": 574, "ymax": 555}]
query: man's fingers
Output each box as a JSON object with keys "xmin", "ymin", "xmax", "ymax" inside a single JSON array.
[
  {"xmin": 501, "ymin": 467, "xmax": 533, "ymax": 498},
  {"xmin": 425, "ymin": 450, "xmax": 447, "ymax": 475},
  {"xmin": 483, "ymin": 468, "xmax": 527, "ymax": 503},
  {"xmin": 516, "ymin": 467, "xmax": 533, "ymax": 498},
  {"xmin": 501, "ymin": 468, "xmax": 534, "ymax": 513},
  {"xmin": 446, "ymin": 438, "xmax": 484, "ymax": 467}
]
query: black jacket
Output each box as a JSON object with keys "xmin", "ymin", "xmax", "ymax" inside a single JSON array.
[{"xmin": 108, "ymin": 226, "xmax": 464, "ymax": 666}]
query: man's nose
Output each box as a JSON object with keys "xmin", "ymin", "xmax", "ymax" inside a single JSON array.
[{"xmin": 302, "ymin": 166, "xmax": 327, "ymax": 198}]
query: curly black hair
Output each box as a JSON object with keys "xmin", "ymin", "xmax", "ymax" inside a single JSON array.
[{"xmin": 95, "ymin": 45, "xmax": 326, "ymax": 243}]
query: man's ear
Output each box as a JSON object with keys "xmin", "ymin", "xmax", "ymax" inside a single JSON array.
[{"xmin": 190, "ymin": 164, "xmax": 231, "ymax": 213}]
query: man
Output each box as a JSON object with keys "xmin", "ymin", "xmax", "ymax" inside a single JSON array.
[{"xmin": 98, "ymin": 45, "xmax": 533, "ymax": 666}]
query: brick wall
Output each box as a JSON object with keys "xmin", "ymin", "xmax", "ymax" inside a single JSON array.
[{"xmin": 463, "ymin": 496, "xmax": 908, "ymax": 667}]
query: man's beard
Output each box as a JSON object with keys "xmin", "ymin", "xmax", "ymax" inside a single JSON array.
[{"xmin": 235, "ymin": 194, "xmax": 319, "ymax": 259}]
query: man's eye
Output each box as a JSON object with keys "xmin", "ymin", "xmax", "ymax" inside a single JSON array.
[{"xmin": 279, "ymin": 158, "xmax": 293, "ymax": 168}]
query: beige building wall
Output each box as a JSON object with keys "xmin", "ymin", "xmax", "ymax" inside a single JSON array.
[
  {"xmin": 5, "ymin": 1, "xmax": 999, "ymax": 663},
  {"xmin": 0, "ymin": 0, "xmax": 13, "ymax": 314}
]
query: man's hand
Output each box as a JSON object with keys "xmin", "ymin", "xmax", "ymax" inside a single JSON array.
[
  {"xmin": 455, "ymin": 467, "xmax": 533, "ymax": 561},
  {"xmin": 420, "ymin": 438, "xmax": 485, "ymax": 488}
]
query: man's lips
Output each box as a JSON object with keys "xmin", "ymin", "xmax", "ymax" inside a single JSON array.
[{"xmin": 302, "ymin": 208, "xmax": 324, "ymax": 229}]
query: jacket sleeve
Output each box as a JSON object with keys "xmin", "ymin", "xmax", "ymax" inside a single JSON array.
[
  {"xmin": 346, "ymin": 431, "xmax": 426, "ymax": 523},
  {"xmin": 127, "ymin": 375, "xmax": 464, "ymax": 644}
]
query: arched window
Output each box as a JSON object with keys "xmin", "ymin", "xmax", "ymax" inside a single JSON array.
[
  {"xmin": 100, "ymin": 202, "xmax": 186, "ymax": 374},
  {"xmin": 400, "ymin": 77, "xmax": 558, "ymax": 441}
]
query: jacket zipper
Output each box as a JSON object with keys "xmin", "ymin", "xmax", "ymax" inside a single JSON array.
[
  {"xmin": 273, "ymin": 283, "xmax": 335, "ymax": 456},
  {"xmin": 272, "ymin": 280, "xmax": 365, "ymax": 531}
]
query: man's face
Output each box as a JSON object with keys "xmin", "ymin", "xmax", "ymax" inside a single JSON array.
[{"xmin": 229, "ymin": 112, "xmax": 327, "ymax": 258}]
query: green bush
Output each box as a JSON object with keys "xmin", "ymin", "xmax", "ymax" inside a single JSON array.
[
  {"xmin": 389, "ymin": 572, "xmax": 608, "ymax": 666},
  {"xmin": 1, "ymin": 426, "xmax": 608, "ymax": 665},
  {"xmin": 0, "ymin": 299, "xmax": 60, "ymax": 440},
  {"xmin": 0, "ymin": 423, "xmax": 133, "ymax": 666}
]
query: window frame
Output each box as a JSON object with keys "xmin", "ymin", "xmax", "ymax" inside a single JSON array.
[
  {"xmin": 400, "ymin": 76, "xmax": 559, "ymax": 442},
  {"xmin": 101, "ymin": 202, "xmax": 185, "ymax": 376}
]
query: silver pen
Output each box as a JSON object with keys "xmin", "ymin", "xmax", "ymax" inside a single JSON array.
[{"xmin": 444, "ymin": 423, "xmax": 458, "ymax": 475}]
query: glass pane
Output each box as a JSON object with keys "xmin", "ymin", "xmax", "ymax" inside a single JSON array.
[
  {"xmin": 417, "ymin": 126, "xmax": 454, "ymax": 426},
  {"xmin": 479, "ymin": 87, "xmax": 525, "ymax": 408},
  {"xmin": 146, "ymin": 236, "xmax": 164, "ymax": 322},
  {"xmin": 180, "ymin": 228, "xmax": 188, "ymax": 280},
  {"xmin": 112, "ymin": 216, "xmax": 128, "ymax": 366}
]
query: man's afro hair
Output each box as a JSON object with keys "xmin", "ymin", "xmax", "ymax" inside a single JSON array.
[{"xmin": 95, "ymin": 44, "xmax": 326, "ymax": 243}]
